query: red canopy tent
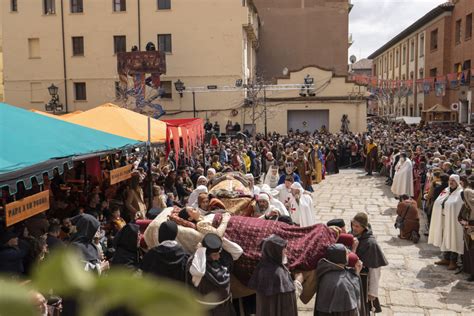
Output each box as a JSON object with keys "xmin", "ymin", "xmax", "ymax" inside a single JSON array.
[{"xmin": 162, "ymin": 118, "xmax": 204, "ymax": 163}]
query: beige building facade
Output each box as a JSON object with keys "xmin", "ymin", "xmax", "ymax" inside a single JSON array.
[
  {"xmin": 2, "ymin": 0, "xmax": 257, "ymax": 126},
  {"xmin": 250, "ymin": 66, "xmax": 367, "ymax": 135}
]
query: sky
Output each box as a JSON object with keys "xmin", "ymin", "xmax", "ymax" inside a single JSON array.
[{"xmin": 349, "ymin": 0, "xmax": 448, "ymax": 62}]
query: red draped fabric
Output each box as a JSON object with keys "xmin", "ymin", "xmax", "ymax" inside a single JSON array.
[{"xmin": 163, "ymin": 118, "xmax": 204, "ymax": 164}]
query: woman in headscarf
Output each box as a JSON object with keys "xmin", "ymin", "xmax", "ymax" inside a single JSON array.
[
  {"xmin": 111, "ymin": 223, "xmax": 140, "ymax": 269},
  {"xmin": 428, "ymin": 174, "xmax": 465, "ymax": 270},
  {"xmin": 248, "ymin": 234, "xmax": 303, "ymax": 316},
  {"xmin": 314, "ymin": 244, "xmax": 364, "ymax": 316},
  {"xmin": 141, "ymin": 221, "xmax": 190, "ymax": 282},
  {"xmin": 289, "ymin": 182, "xmax": 316, "ymax": 227},
  {"xmin": 187, "ymin": 185, "xmax": 209, "ymax": 209}
]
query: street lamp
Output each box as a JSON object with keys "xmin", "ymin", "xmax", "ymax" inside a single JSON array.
[
  {"xmin": 174, "ymin": 79, "xmax": 185, "ymax": 97},
  {"xmin": 174, "ymin": 79, "xmax": 197, "ymax": 118},
  {"xmin": 44, "ymin": 84, "xmax": 63, "ymax": 114},
  {"xmin": 299, "ymin": 75, "xmax": 316, "ymax": 97}
]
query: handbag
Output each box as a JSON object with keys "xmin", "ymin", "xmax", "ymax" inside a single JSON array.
[{"xmin": 394, "ymin": 204, "xmax": 410, "ymax": 230}]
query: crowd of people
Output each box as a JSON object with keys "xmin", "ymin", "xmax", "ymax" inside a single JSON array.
[{"xmin": 0, "ymin": 116, "xmax": 473, "ymax": 315}]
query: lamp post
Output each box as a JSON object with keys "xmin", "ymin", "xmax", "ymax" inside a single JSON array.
[
  {"xmin": 44, "ymin": 84, "xmax": 63, "ymax": 115},
  {"xmin": 174, "ymin": 79, "xmax": 197, "ymax": 118},
  {"xmin": 299, "ymin": 75, "xmax": 316, "ymax": 97}
]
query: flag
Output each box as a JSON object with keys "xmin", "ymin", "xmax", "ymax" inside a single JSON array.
[
  {"xmin": 423, "ymin": 78, "xmax": 434, "ymax": 95},
  {"xmin": 435, "ymin": 81, "xmax": 446, "ymax": 97},
  {"xmin": 416, "ymin": 79, "xmax": 424, "ymax": 92},
  {"xmin": 447, "ymin": 73, "xmax": 459, "ymax": 89}
]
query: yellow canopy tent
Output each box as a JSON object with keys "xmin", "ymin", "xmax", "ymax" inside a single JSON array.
[
  {"xmin": 29, "ymin": 109, "xmax": 63, "ymax": 119},
  {"xmin": 65, "ymin": 103, "xmax": 167, "ymax": 143},
  {"xmin": 61, "ymin": 110, "xmax": 83, "ymax": 118}
]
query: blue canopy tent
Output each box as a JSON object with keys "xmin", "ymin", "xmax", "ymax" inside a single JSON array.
[{"xmin": 0, "ymin": 103, "xmax": 143, "ymax": 194}]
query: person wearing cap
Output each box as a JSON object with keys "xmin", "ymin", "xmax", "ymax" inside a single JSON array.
[
  {"xmin": 188, "ymin": 233, "xmax": 236, "ymax": 315},
  {"xmin": 254, "ymin": 193, "xmax": 281, "ymax": 220},
  {"xmin": 314, "ymin": 244, "xmax": 364, "ymax": 316},
  {"xmin": 140, "ymin": 221, "xmax": 190, "ymax": 282},
  {"xmin": 111, "ymin": 223, "xmax": 141, "ymax": 270},
  {"xmin": 260, "ymin": 184, "xmax": 290, "ymax": 217},
  {"xmin": 207, "ymin": 168, "xmax": 217, "ymax": 182},
  {"xmin": 327, "ymin": 218, "xmax": 347, "ymax": 234},
  {"xmin": 289, "ymin": 182, "xmax": 316, "ymax": 227},
  {"xmin": 428, "ymin": 174, "xmax": 465, "ymax": 270},
  {"xmin": 187, "ymin": 185, "xmax": 209, "ymax": 209},
  {"xmin": 351, "ymin": 212, "xmax": 388, "ymax": 314},
  {"xmin": 364, "ymin": 138, "xmax": 378, "ymax": 176},
  {"xmin": 248, "ymin": 234, "xmax": 304, "ymax": 316}
]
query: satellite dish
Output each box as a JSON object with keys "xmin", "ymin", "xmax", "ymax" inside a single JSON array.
[
  {"xmin": 282, "ymin": 67, "xmax": 289, "ymax": 76},
  {"xmin": 350, "ymin": 55, "xmax": 357, "ymax": 64}
]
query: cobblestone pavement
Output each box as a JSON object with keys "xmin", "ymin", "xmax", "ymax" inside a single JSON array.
[{"xmin": 298, "ymin": 169, "xmax": 474, "ymax": 316}]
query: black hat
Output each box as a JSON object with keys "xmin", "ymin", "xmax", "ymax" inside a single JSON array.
[
  {"xmin": 0, "ymin": 229, "xmax": 18, "ymax": 245},
  {"xmin": 327, "ymin": 218, "xmax": 345, "ymax": 229},
  {"xmin": 326, "ymin": 244, "xmax": 348, "ymax": 265},
  {"xmin": 202, "ymin": 233, "xmax": 222, "ymax": 254},
  {"xmin": 159, "ymin": 221, "xmax": 178, "ymax": 243}
]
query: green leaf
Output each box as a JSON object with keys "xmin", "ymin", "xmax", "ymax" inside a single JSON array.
[
  {"xmin": 81, "ymin": 269, "xmax": 205, "ymax": 316},
  {"xmin": 31, "ymin": 248, "xmax": 95, "ymax": 296},
  {"xmin": 0, "ymin": 280, "xmax": 37, "ymax": 316}
]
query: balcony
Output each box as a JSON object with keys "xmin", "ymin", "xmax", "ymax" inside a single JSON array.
[{"xmin": 243, "ymin": 9, "xmax": 259, "ymax": 48}]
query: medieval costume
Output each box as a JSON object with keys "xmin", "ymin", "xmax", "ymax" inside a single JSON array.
[
  {"xmin": 351, "ymin": 213, "xmax": 388, "ymax": 315},
  {"xmin": 295, "ymin": 149, "xmax": 313, "ymax": 192},
  {"xmin": 141, "ymin": 221, "xmax": 190, "ymax": 282},
  {"xmin": 188, "ymin": 233, "xmax": 237, "ymax": 316},
  {"xmin": 325, "ymin": 145, "xmax": 339, "ymax": 174},
  {"xmin": 289, "ymin": 182, "xmax": 316, "ymax": 227},
  {"xmin": 428, "ymin": 175, "xmax": 464, "ymax": 270},
  {"xmin": 264, "ymin": 165, "xmax": 280, "ymax": 188},
  {"xmin": 391, "ymin": 156, "xmax": 414, "ymax": 197},
  {"xmin": 309, "ymin": 144, "xmax": 324, "ymax": 184},
  {"xmin": 248, "ymin": 234, "xmax": 302, "ymax": 316},
  {"xmin": 111, "ymin": 223, "xmax": 140, "ymax": 269},
  {"xmin": 278, "ymin": 162, "xmax": 301, "ymax": 185},
  {"xmin": 187, "ymin": 185, "xmax": 209, "ymax": 209},
  {"xmin": 314, "ymin": 244, "xmax": 364, "ymax": 316},
  {"xmin": 365, "ymin": 140, "xmax": 378, "ymax": 176},
  {"xmin": 70, "ymin": 214, "xmax": 102, "ymax": 273},
  {"xmin": 459, "ymin": 178, "xmax": 474, "ymax": 281},
  {"xmin": 395, "ymin": 197, "xmax": 420, "ymax": 242}
]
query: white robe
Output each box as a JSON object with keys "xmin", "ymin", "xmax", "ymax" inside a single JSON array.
[
  {"xmin": 391, "ymin": 158, "xmax": 414, "ymax": 197},
  {"xmin": 274, "ymin": 184, "xmax": 292, "ymax": 208},
  {"xmin": 428, "ymin": 186, "xmax": 464, "ymax": 255},
  {"xmin": 289, "ymin": 190, "xmax": 316, "ymax": 227}
]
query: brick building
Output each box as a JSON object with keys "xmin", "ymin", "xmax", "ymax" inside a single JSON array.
[{"xmin": 368, "ymin": 0, "xmax": 473, "ymax": 123}]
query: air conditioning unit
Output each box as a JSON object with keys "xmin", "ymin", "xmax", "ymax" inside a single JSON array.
[{"xmin": 459, "ymin": 86, "xmax": 468, "ymax": 101}]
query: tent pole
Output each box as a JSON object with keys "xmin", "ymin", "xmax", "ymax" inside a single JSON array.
[{"xmin": 147, "ymin": 115, "xmax": 153, "ymax": 211}]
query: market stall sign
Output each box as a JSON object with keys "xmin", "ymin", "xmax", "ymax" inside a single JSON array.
[
  {"xmin": 5, "ymin": 190, "xmax": 50, "ymax": 227},
  {"xmin": 109, "ymin": 165, "xmax": 132, "ymax": 185}
]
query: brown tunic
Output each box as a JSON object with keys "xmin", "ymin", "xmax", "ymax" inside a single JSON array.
[{"xmin": 396, "ymin": 199, "xmax": 420, "ymax": 239}]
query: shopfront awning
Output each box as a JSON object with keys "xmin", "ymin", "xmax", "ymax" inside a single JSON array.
[
  {"xmin": 65, "ymin": 103, "xmax": 167, "ymax": 143},
  {"xmin": 0, "ymin": 103, "xmax": 141, "ymax": 194}
]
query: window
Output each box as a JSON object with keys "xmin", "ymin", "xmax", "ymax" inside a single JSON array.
[
  {"xmin": 74, "ymin": 82, "xmax": 87, "ymax": 101},
  {"xmin": 464, "ymin": 60, "xmax": 471, "ymax": 83},
  {"xmin": 43, "ymin": 0, "xmax": 56, "ymax": 14},
  {"xmin": 466, "ymin": 14, "xmax": 472, "ymax": 40},
  {"xmin": 402, "ymin": 45, "xmax": 406, "ymax": 65},
  {"xmin": 28, "ymin": 38, "xmax": 41, "ymax": 58},
  {"xmin": 158, "ymin": 0, "xmax": 171, "ymax": 10},
  {"xmin": 419, "ymin": 34, "xmax": 425, "ymax": 57},
  {"xmin": 389, "ymin": 53, "xmax": 392, "ymax": 70},
  {"xmin": 430, "ymin": 29, "xmax": 438, "ymax": 50},
  {"xmin": 410, "ymin": 40, "xmax": 415, "ymax": 61},
  {"xmin": 113, "ymin": 0, "xmax": 126, "ymax": 12},
  {"xmin": 30, "ymin": 83, "xmax": 44, "ymax": 102},
  {"xmin": 395, "ymin": 50, "xmax": 399, "ymax": 67},
  {"xmin": 160, "ymin": 81, "xmax": 172, "ymax": 99},
  {"xmin": 455, "ymin": 19, "xmax": 462, "ymax": 44},
  {"xmin": 429, "ymin": 68, "xmax": 437, "ymax": 78},
  {"xmin": 72, "ymin": 37, "xmax": 84, "ymax": 56},
  {"xmin": 11, "ymin": 0, "xmax": 18, "ymax": 12},
  {"xmin": 113, "ymin": 36, "xmax": 127, "ymax": 54},
  {"xmin": 70, "ymin": 0, "xmax": 83, "ymax": 13},
  {"xmin": 157, "ymin": 34, "xmax": 172, "ymax": 53}
]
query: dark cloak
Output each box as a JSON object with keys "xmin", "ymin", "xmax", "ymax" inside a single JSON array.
[
  {"xmin": 248, "ymin": 234, "xmax": 298, "ymax": 316},
  {"xmin": 112, "ymin": 223, "xmax": 140, "ymax": 269},
  {"xmin": 70, "ymin": 214, "xmax": 100, "ymax": 263},
  {"xmin": 354, "ymin": 229, "xmax": 388, "ymax": 269},
  {"xmin": 140, "ymin": 242, "xmax": 189, "ymax": 282},
  {"xmin": 314, "ymin": 259, "xmax": 363, "ymax": 315}
]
